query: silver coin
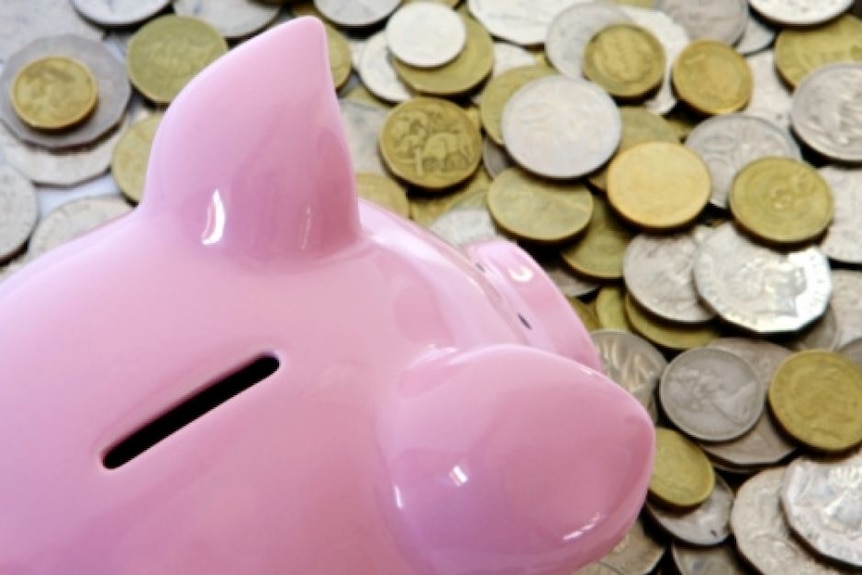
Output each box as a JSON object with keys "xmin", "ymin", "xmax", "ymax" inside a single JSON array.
[
  {"xmin": 314, "ymin": 0, "xmax": 400, "ymax": 27},
  {"xmin": 623, "ymin": 227, "xmax": 716, "ymax": 324},
  {"xmin": 489, "ymin": 42, "xmax": 536, "ymax": 77},
  {"xmin": 545, "ymin": 2, "xmax": 632, "ymax": 79},
  {"xmin": 71, "ymin": 0, "xmax": 171, "ymax": 27},
  {"xmin": 596, "ymin": 518, "xmax": 665, "ymax": 575},
  {"xmin": 655, "ymin": 0, "xmax": 748, "ymax": 45},
  {"xmin": 839, "ymin": 337, "xmax": 862, "ymax": 370},
  {"xmin": 830, "ymin": 270, "xmax": 862, "ymax": 348},
  {"xmin": 671, "ymin": 543, "xmax": 748, "ymax": 575},
  {"xmin": 0, "ymin": 0, "xmax": 103, "ymax": 60},
  {"xmin": 819, "ymin": 166, "xmax": 862, "ymax": 265},
  {"xmin": 357, "ymin": 32, "xmax": 412, "ymax": 103},
  {"xmin": 745, "ymin": 50, "xmax": 793, "ymax": 130},
  {"xmin": 467, "ymin": 0, "xmax": 590, "ymax": 46},
  {"xmin": 621, "ymin": 7, "xmax": 688, "ymax": 115},
  {"xmin": 791, "ymin": 63, "xmax": 862, "ymax": 163},
  {"xmin": 591, "ymin": 329, "xmax": 666, "ymax": 411},
  {"xmin": 0, "ymin": 35, "xmax": 130, "ymax": 150},
  {"xmin": 0, "ymin": 164, "xmax": 38, "ymax": 262},
  {"xmin": 750, "ymin": 0, "xmax": 852, "ymax": 26},
  {"xmin": 645, "ymin": 473, "xmax": 733, "ymax": 546},
  {"xmin": 0, "ymin": 114, "xmax": 128, "ymax": 187},
  {"xmin": 386, "ymin": 3, "xmax": 466, "ymax": 68},
  {"xmin": 339, "ymin": 100, "xmax": 388, "ymax": 175},
  {"xmin": 28, "ymin": 195, "xmax": 132, "ymax": 259},
  {"xmin": 693, "ymin": 223, "xmax": 832, "ymax": 334},
  {"xmin": 735, "ymin": 11, "xmax": 775, "ymax": 55},
  {"xmin": 686, "ymin": 114, "xmax": 799, "ymax": 209},
  {"xmin": 173, "ymin": 0, "xmax": 279, "ymax": 39},
  {"xmin": 482, "ymin": 137, "xmax": 514, "ymax": 178},
  {"xmin": 732, "ymin": 468, "xmax": 845, "ymax": 575},
  {"xmin": 429, "ymin": 207, "xmax": 502, "ymax": 247},
  {"xmin": 536, "ymin": 255, "xmax": 600, "ymax": 298},
  {"xmin": 786, "ymin": 304, "xmax": 840, "ymax": 352},
  {"xmin": 660, "ymin": 347, "xmax": 764, "ymax": 442},
  {"xmin": 782, "ymin": 449, "xmax": 862, "ymax": 569},
  {"xmin": 502, "ymin": 76, "xmax": 621, "ymax": 179}
]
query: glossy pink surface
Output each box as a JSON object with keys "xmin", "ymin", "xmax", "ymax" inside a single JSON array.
[{"xmin": 0, "ymin": 18, "xmax": 654, "ymax": 574}]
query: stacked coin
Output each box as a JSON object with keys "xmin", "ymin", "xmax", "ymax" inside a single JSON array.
[{"xmin": 3, "ymin": 1, "xmax": 862, "ymax": 573}]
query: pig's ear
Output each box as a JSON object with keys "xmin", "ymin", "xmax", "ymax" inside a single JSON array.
[
  {"xmin": 379, "ymin": 345, "xmax": 654, "ymax": 574},
  {"xmin": 140, "ymin": 17, "xmax": 360, "ymax": 263}
]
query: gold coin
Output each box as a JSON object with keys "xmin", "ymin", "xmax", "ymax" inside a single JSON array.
[
  {"xmin": 127, "ymin": 15, "xmax": 228, "ymax": 104},
  {"xmin": 588, "ymin": 107, "xmax": 678, "ymax": 191},
  {"xmin": 560, "ymin": 195, "xmax": 634, "ymax": 281},
  {"xmin": 650, "ymin": 427, "xmax": 716, "ymax": 510},
  {"xmin": 569, "ymin": 297, "xmax": 601, "ymax": 331},
  {"xmin": 583, "ymin": 24, "xmax": 665, "ymax": 100},
  {"xmin": 775, "ymin": 15, "xmax": 862, "ymax": 88},
  {"xmin": 487, "ymin": 168, "xmax": 594, "ymax": 244},
  {"xmin": 393, "ymin": 16, "xmax": 493, "ymax": 97},
  {"xmin": 324, "ymin": 22, "xmax": 351, "ymax": 90},
  {"xmin": 769, "ymin": 350, "xmax": 862, "ymax": 453},
  {"xmin": 380, "ymin": 97, "xmax": 482, "ymax": 190},
  {"xmin": 10, "ymin": 56, "xmax": 98, "ymax": 131},
  {"xmin": 595, "ymin": 284, "xmax": 632, "ymax": 331},
  {"xmin": 607, "ymin": 141, "xmax": 710, "ymax": 231},
  {"xmin": 112, "ymin": 114, "xmax": 162, "ymax": 204},
  {"xmin": 625, "ymin": 294, "xmax": 720, "ymax": 350},
  {"xmin": 729, "ymin": 157, "xmax": 833, "ymax": 246},
  {"xmin": 344, "ymin": 84, "xmax": 388, "ymax": 108},
  {"xmin": 408, "ymin": 169, "xmax": 491, "ymax": 226},
  {"xmin": 356, "ymin": 172, "xmax": 409, "ymax": 218},
  {"xmin": 479, "ymin": 65, "xmax": 556, "ymax": 146},
  {"xmin": 671, "ymin": 40, "xmax": 752, "ymax": 116}
]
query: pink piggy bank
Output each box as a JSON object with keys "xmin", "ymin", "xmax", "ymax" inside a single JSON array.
[{"xmin": 0, "ymin": 17, "xmax": 653, "ymax": 575}]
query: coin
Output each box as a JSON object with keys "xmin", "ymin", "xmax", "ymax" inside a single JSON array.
[
  {"xmin": 583, "ymin": 24, "xmax": 665, "ymax": 100},
  {"xmin": 127, "ymin": 15, "xmax": 228, "ymax": 104},
  {"xmin": 481, "ymin": 137, "xmax": 514, "ymax": 178},
  {"xmin": 595, "ymin": 286, "xmax": 633, "ymax": 332},
  {"xmin": 386, "ymin": 3, "xmax": 466, "ymax": 68},
  {"xmin": 479, "ymin": 65, "xmax": 556, "ymax": 146},
  {"xmin": 569, "ymin": 297, "xmax": 601, "ymax": 332},
  {"xmin": 787, "ymin": 304, "xmax": 840, "ymax": 352},
  {"xmin": 314, "ymin": 0, "xmax": 400, "ymax": 27},
  {"xmin": 324, "ymin": 23, "xmax": 352, "ymax": 90},
  {"xmin": 502, "ymin": 76, "xmax": 621, "ymax": 179},
  {"xmin": 28, "ymin": 195, "xmax": 133, "ymax": 258},
  {"xmin": 655, "ymin": 0, "xmax": 748, "ymax": 45},
  {"xmin": 819, "ymin": 167, "xmax": 862, "ymax": 265},
  {"xmin": 339, "ymin": 99, "xmax": 389, "ymax": 175},
  {"xmin": 735, "ymin": 12, "xmax": 776, "ymax": 56},
  {"xmin": 545, "ymin": 2, "xmax": 632, "ymax": 80},
  {"xmin": 782, "ymin": 449, "xmax": 862, "ymax": 568},
  {"xmin": 111, "ymin": 114, "xmax": 161, "ymax": 204},
  {"xmin": 487, "ymin": 167, "xmax": 594, "ymax": 244},
  {"xmin": 467, "ymin": 0, "xmax": 588, "ymax": 46},
  {"xmin": 574, "ymin": 562, "xmax": 624, "ymax": 575},
  {"xmin": 672, "ymin": 40, "xmax": 752, "ymax": 116},
  {"xmin": 693, "ymin": 222, "xmax": 832, "ymax": 334},
  {"xmin": 840, "ymin": 337, "xmax": 862, "ymax": 370},
  {"xmin": 356, "ymin": 172, "xmax": 409, "ymax": 218},
  {"xmin": 592, "ymin": 518, "xmax": 666, "ymax": 575},
  {"xmin": 533, "ymin": 253, "xmax": 599, "ymax": 298},
  {"xmin": 0, "ymin": 34, "xmax": 130, "ymax": 149},
  {"xmin": 769, "ymin": 350, "xmax": 862, "ymax": 453},
  {"xmin": 591, "ymin": 329, "xmax": 666, "ymax": 411},
  {"xmin": 744, "ymin": 50, "xmax": 793, "ymax": 129},
  {"xmin": 173, "ymin": 0, "xmax": 279, "ymax": 39},
  {"xmin": 560, "ymin": 195, "xmax": 635, "ymax": 281},
  {"xmin": 0, "ymin": 165, "xmax": 38, "ymax": 262},
  {"xmin": 358, "ymin": 31, "xmax": 412, "ymax": 103},
  {"xmin": 829, "ymin": 271, "xmax": 862, "ymax": 350},
  {"xmin": 650, "ymin": 427, "xmax": 715, "ymax": 510},
  {"xmin": 774, "ymin": 14, "xmax": 862, "ymax": 88},
  {"xmin": 791, "ymin": 63, "xmax": 862, "ymax": 163},
  {"xmin": 428, "ymin": 188, "xmax": 502, "ymax": 246},
  {"xmin": 750, "ymin": 0, "xmax": 852, "ymax": 26},
  {"xmin": 0, "ymin": 0, "xmax": 102, "ymax": 60},
  {"xmin": 671, "ymin": 543, "xmax": 747, "ymax": 575},
  {"xmin": 10, "ymin": 56, "xmax": 98, "ymax": 131},
  {"xmin": 70, "ymin": 0, "xmax": 171, "ymax": 27},
  {"xmin": 686, "ymin": 114, "xmax": 800, "ymax": 210},
  {"xmin": 646, "ymin": 473, "xmax": 732, "ymax": 546},
  {"xmin": 380, "ymin": 97, "xmax": 481, "ymax": 190},
  {"xmin": 607, "ymin": 142, "xmax": 710, "ymax": 231},
  {"xmin": 625, "ymin": 294, "xmax": 721, "ymax": 351},
  {"xmin": 623, "ymin": 227, "xmax": 716, "ymax": 325}
]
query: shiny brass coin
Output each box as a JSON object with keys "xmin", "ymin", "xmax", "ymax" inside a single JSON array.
[
  {"xmin": 769, "ymin": 350, "xmax": 862, "ymax": 453},
  {"xmin": 479, "ymin": 65, "xmax": 556, "ymax": 146},
  {"xmin": 111, "ymin": 114, "xmax": 162, "ymax": 204},
  {"xmin": 356, "ymin": 172, "xmax": 409, "ymax": 218},
  {"xmin": 380, "ymin": 97, "xmax": 482, "ymax": 190},
  {"xmin": 596, "ymin": 284, "xmax": 632, "ymax": 331},
  {"xmin": 10, "ymin": 56, "xmax": 98, "ymax": 131},
  {"xmin": 560, "ymin": 195, "xmax": 634, "ymax": 281},
  {"xmin": 583, "ymin": 24, "xmax": 665, "ymax": 100},
  {"xmin": 625, "ymin": 294, "xmax": 721, "ymax": 351},
  {"xmin": 588, "ymin": 107, "xmax": 678, "ymax": 191},
  {"xmin": 487, "ymin": 167, "xmax": 593, "ymax": 244},
  {"xmin": 775, "ymin": 15, "xmax": 862, "ymax": 88},
  {"xmin": 569, "ymin": 297, "xmax": 601, "ymax": 331},
  {"xmin": 127, "ymin": 15, "xmax": 228, "ymax": 104},
  {"xmin": 393, "ymin": 16, "xmax": 493, "ymax": 97},
  {"xmin": 650, "ymin": 427, "xmax": 716, "ymax": 511},
  {"xmin": 671, "ymin": 40, "xmax": 752, "ymax": 116},
  {"xmin": 607, "ymin": 141, "xmax": 710, "ymax": 231},
  {"xmin": 729, "ymin": 157, "xmax": 833, "ymax": 246},
  {"xmin": 324, "ymin": 22, "xmax": 351, "ymax": 90}
]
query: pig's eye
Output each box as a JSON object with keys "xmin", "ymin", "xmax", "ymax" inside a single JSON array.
[{"xmin": 518, "ymin": 313, "xmax": 532, "ymax": 330}]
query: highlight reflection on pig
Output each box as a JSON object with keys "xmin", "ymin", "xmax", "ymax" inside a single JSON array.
[{"xmin": 0, "ymin": 18, "xmax": 654, "ymax": 575}]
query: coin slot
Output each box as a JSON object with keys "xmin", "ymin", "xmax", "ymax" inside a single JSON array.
[{"xmin": 103, "ymin": 355, "xmax": 280, "ymax": 469}]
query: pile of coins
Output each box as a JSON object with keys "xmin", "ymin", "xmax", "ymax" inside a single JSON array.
[{"xmin": 1, "ymin": 0, "xmax": 862, "ymax": 573}]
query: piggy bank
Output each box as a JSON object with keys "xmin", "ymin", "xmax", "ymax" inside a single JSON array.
[{"xmin": 0, "ymin": 17, "xmax": 653, "ymax": 575}]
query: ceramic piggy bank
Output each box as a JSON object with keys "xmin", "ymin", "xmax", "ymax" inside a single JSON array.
[{"xmin": 0, "ymin": 17, "xmax": 654, "ymax": 575}]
